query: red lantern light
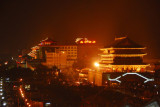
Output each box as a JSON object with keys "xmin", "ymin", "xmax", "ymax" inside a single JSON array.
[{"xmin": 19, "ymin": 55, "xmax": 22, "ymax": 58}]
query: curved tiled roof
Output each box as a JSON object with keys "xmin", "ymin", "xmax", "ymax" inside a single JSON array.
[
  {"xmin": 39, "ymin": 37, "xmax": 57, "ymax": 46},
  {"xmin": 105, "ymin": 37, "xmax": 144, "ymax": 48}
]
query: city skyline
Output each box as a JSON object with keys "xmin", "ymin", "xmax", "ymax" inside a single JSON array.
[{"xmin": 0, "ymin": 1, "xmax": 160, "ymax": 106}]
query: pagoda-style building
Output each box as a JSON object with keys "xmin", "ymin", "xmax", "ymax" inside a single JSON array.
[
  {"xmin": 28, "ymin": 37, "xmax": 57, "ymax": 59},
  {"xmin": 99, "ymin": 37, "xmax": 148, "ymax": 72},
  {"xmin": 88, "ymin": 37, "xmax": 154, "ymax": 86}
]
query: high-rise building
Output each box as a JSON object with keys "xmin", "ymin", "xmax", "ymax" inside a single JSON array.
[
  {"xmin": 42, "ymin": 51, "xmax": 67, "ymax": 69},
  {"xmin": 28, "ymin": 38, "xmax": 77, "ymax": 69}
]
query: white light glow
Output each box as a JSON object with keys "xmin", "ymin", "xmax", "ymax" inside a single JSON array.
[
  {"xmin": 109, "ymin": 72, "xmax": 154, "ymax": 83},
  {"xmin": 6, "ymin": 78, "xmax": 9, "ymax": 81},
  {"xmin": 94, "ymin": 62, "xmax": 99, "ymax": 67},
  {"xmin": 3, "ymin": 102, "xmax": 6, "ymax": 106}
]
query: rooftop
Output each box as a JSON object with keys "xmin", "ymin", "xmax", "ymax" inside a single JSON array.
[{"xmin": 105, "ymin": 37, "xmax": 144, "ymax": 48}]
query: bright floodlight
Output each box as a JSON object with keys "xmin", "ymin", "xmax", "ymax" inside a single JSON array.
[
  {"xmin": 94, "ymin": 62, "xmax": 99, "ymax": 67},
  {"xmin": 3, "ymin": 102, "xmax": 6, "ymax": 106}
]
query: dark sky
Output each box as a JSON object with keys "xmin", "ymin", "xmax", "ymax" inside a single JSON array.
[{"xmin": 0, "ymin": 0, "xmax": 160, "ymax": 59}]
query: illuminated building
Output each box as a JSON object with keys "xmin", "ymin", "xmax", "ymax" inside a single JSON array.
[
  {"xmin": 75, "ymin": 38, "xmax": 96, "ymax": 44},
  {"xmin": 28, "ymin": 37, "xmax": 77, "ymax": 69},
  {"xmin": 99, "ymin": 37, "xmax": 148, "ymax": 72},
  {"xmin": 42, "ymin": 51, "xmax": 67, "ymax": 69},
  {"xmin": 28, "ymin": 46, "xmax": 40, "ymax": 59},
  {"xmin": 55, "ymin": 45, "xmax": 77, "ymax": 67},
  {"xmin": 28, "ymin": 37, "xmax": 100, "ymax": 69},
  {"xmin": 89, "ymin": 37, "xmax": 154, "ymax": 86},
  {"xmin": 36, "ymin": 37, "xmax": 57, "ymax": 59},
  {"xmin": 79, "ymin": 68, "xmax": 91, "ymax": 81}
]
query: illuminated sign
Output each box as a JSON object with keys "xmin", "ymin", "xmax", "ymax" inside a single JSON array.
[
  {"xmin": 109, "ymin": 72, "xmax": 154, "ymax": 83},
  {"xmin": 79, "ymin": 40, "xmax": 96, "ymax": 44},
  {"xmin": 75, "ymin": 38, "xmax": 96, "ymax": 44}
]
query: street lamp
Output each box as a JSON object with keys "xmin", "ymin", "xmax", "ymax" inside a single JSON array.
[
  {"xmin": 94, "ymin": 62, "xmax": 99, "ymax": 67},
  {"xmin": 94, "ymin": 62, "xmax": 100, "ymax": 72}
]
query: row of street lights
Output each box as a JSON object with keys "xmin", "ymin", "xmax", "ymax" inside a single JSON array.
[
  {"xmin": 0, "ymin": 78, "xmax": 7, "ymax": 107},
  {"xmin": 19, "ymin": 85, "xmax": 31, "ymax": 106}
]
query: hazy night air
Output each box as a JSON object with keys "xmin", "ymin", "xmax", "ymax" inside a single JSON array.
[{"xmin": 0, "ymin": 0, "xmax": 160, "ymax": 59}]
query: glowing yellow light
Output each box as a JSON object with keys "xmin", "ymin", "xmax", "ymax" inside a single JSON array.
[
  {"xmin": 92, "ymin": 41, "xmax": 96, "ymax": 43},
  {"xmin": 84, "ymin": 41, "xmax": 88, "ymax": 43},
  {"xmin": 22, "ymin": 94, "xmax": 24, "ymax": 97},
  {"xmin": 4, "ymin": 61, "xmax": 8, "ymax": 65},
  {"xmin": 94, "ymin": 62, "xmax": 99, "ymax": 67},
  {"xmin": 89, "ymin": 41, "xmax": 92, "ymax": 43},
  {"xmin": 80, "ymin": 41, "xmax": 83, "ymax": 43}
]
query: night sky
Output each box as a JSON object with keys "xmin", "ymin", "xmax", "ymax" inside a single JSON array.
[{"xmin": 0, "ymin": 0, "xmax": 160, "ymax": 59}]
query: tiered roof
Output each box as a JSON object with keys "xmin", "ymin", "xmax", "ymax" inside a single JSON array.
[
  {"xmin": 105, "ymin": 37, "xmax": 145, "ymax": 49},
  {"xmin": 38, "ymin": 37, "xmax": 57, "ymax": 46}
]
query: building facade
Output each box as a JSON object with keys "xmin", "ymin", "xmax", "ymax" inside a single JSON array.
[
  {"xmin": 28, "ymin": 38, "xmax": 77, "ymax": 69},
  {"xmin": 28, "ymin": 37, "xmax": 100, "ymax": 70},
  {"xmin": 42, "ymin": 51, "xmax": 67, "ymax": 69},
  {"xmin": 99, "ymin": 37, "xmax": 148, "ymax": 72},
  {"xmin": 89, "ymin": 37, "xmax": 154, "ymax": 86}
]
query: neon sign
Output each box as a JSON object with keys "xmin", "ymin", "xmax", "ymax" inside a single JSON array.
[
  {"xmin": 80, "ymin": 40, "xmax": 96, "ymax": 44},
  {"xmin": 109, "ymin": 72, "xmax": 154, "ymax": 83},
  {"xmin": 75, "ymin": 38, "xmax": 96, "ymax": 44}
]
